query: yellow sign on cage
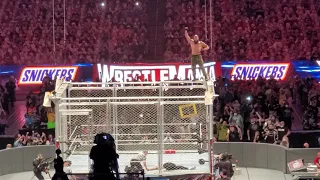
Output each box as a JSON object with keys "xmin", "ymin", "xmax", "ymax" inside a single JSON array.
[{"xmin": 179, "ymin": 104, "xmax": 198, "ymax": 119}]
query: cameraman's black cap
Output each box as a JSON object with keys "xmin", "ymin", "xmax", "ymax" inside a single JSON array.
[
  {"xmin": 221, "ymin": 153, "xmax": 231, "ymax": 160},
  {"xmin": 56, "ymin": 149, "xmax": 62, "ymax": 155}
]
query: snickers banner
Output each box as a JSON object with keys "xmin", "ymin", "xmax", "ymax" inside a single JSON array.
[
  {"xmin": 230, "ymin": 63, "xmax": 290, "ymax": 80},
  {"xmin": 19, "ymin": 66, "xmax": 78, "ymax": 85},
  {"xmin": 0, "ymin": 61, "xmax": 319, "ymax": 89}
]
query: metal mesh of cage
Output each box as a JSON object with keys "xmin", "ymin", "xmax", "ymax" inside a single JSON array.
[
  {"xmin": 115, "ymin": 103, "xmax": 159, "ymax": 152},
  {"xmin": 55, "ymin": 81, "xmax": 214, "ymax": 176},
  {"xmin": 69, "ymin": 82, "xmax": 207, "ymax": 99},
  {"xmin": 58, "ymin": 109, "xmax": 94, "ymax": 172}
]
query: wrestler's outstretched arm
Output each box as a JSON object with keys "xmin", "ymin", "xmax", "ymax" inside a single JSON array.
[{"xmin": 184, "ymin": 27, "xmax": 193, "ymax": 44}]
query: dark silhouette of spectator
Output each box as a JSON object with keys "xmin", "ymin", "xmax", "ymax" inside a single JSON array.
[
  {"xmin": 52, "ymin": 149, "xmax": 69, "ymax": 180},
  {"xmin": 5, "ymin": 76, "xmax": 16, "ymax": 107}
]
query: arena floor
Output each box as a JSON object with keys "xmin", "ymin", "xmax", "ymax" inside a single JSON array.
[
  {"xmin": 68, "ymin": 152, "xmax": 210, "ymax": 176},
  {"xmin": 67, "ymin": 153, "xmax": 294, "ymax": 180},
  {"xmin": 0, "ymin": 168, "xmax": 294, "ymax": 180},
  {"xmin": 0, "ymin": 152, "xmax": 295, "ymax": 180}
]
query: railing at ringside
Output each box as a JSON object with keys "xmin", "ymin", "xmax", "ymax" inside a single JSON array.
[
  {"xmin": 212, "ymin": 142, "xmax": 320, "ymax": 174},
  {"xmin": 0, "ymin": 145, "xmax": 211, "ymax": 179},
  {"xmin": 63, "ymin": 172, "xmax": 145, "ymax": 180},
  {"xmin": 0, "ymin": 145, "xmax": 56, "ymax": 176},
  {"xmin": 62, "ymin": 173, "xmax": 211, "ymax": 180}
]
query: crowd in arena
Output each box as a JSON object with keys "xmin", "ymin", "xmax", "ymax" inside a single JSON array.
[
  {"xmin": 10, "ymin": 131, "xmax": 55, "ymax": 148},
  {"xmin": 0, "ymin": 73, "xmax": 56, "ymax": 148},
  {"xmin": 0, "ymin": 0, "xmax": 148, "ymax": 65},
  {"xmin": 0, "ymin": 77, "xmax": 16, "ymax": 114},
  {"xmin": 0, "ymin": 77, "xmax": 16, "ymax": 135},
  {"xmin": 25, "ymin": 73, "xmax": 56, "ymax": 129},
  {"xmin": 164, "ymin": 0, "xmax": 320, "ymax": 62},
  {"xmin": 1, "ymin": 0, "xmax": 319, "ymax": 64},
  {"xmin": 213, "ymin": 75, "xmax": 320, "ymax": 148}
]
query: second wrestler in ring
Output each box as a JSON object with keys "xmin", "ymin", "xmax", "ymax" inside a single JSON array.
[
  {"xmin": 184, "ymin": 27, "xmax": 210, "ymax": 81},
  {"xmin": 127, "ymin": 151, "xmax": 196, "ymax": 172}
]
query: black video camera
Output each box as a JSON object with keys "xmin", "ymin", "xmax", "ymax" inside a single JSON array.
[
  {"xmin": 90, "ymin": 133, "xmax": 119, "ymax": 180},
  {"xmin": 94, "ymin": 133, "xmax": 115, "ymax": 145}
]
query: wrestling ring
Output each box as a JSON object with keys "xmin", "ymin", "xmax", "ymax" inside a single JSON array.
[{"xmin": 50, "ymin": 80, "xmax": 218, "ymax": 177}]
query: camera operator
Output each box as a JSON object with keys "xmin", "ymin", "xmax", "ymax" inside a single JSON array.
[
  {"xmin": 52, "ymin": 149, "xmax": 68, "ymax": 180},
  {"xmin": 89, "ymin": 133, "xmax": 119, "ymax": 180},
  {"xmin": 33, "ymin": 154, "xmax": 45, "ymax": 180},
  {"xmin": 214, "ymin": 153, "xmax": 234, "ymax": 178}
]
